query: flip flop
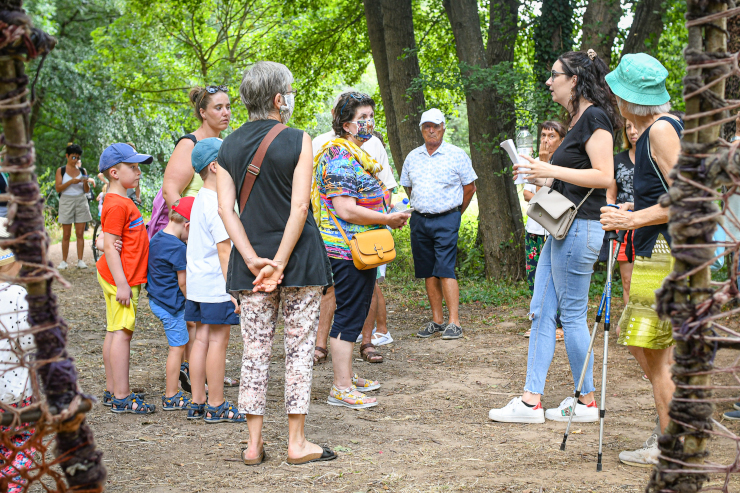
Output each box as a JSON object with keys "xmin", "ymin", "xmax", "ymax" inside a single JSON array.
[
  {"xmin": 313, "ymin": 346, "xmax": 328, "ymax": 365},
  {"xmin": 224, "ymin": 376, "xmax": 239, "ymax": 387},
  {"xmin": 287, "ymin": 445, "xmax": 337, "ymax": 465},
  {"xmin": 242, "ymin": 447, "xmax": 266, "ymax": 466}
]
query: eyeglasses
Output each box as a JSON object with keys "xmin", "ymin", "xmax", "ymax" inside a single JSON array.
[
  {"xmin": 549, "ymin": 70, "xmax": 567, "ymax": 80},
  {"xmin": 70, "ymin": 156, "xmax": 79, "ymax": 161},
  {"xmin": 340, "ymin": 92, "xmax": 372, "ymax": 116},
  {"xmin": 205, "ymin": 85, "xmax": 228, "ymax": 94}
]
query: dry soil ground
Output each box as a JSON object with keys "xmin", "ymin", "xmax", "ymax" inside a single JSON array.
[{"xmin": 40, "ymin": 240, "xmax": 740, "ymax": 492}]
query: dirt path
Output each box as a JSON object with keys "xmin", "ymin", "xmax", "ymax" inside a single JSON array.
[{"xmin": 47, "ymin": 240, "xmax": 740, "ymax": 492}]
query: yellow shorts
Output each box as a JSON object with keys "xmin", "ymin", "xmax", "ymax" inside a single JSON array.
[{"xmin": 97, "ymin": 272, "xmax": 141, "ymax": 332}]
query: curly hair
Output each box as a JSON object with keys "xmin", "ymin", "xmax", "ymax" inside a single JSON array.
[
  {"xmin": 332, "ymin": 92, "xmax": 375, "ymax": 137},
  {"xmin": 558, "ymin": 51, "xmax": 621, "ymax": 131}
]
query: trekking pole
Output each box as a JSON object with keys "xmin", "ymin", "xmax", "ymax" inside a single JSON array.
[
  {"xmin": 595, "ymin": 228, "xmax": 625, "ymax": 471},
  {"xmin": 560, "ymin": 220, "xmax": 625, "ymax": 464}
]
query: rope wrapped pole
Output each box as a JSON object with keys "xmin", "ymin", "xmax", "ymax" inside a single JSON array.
[
  {"xmin": 0, "ymin": 1, "xmax": 106, "ymax": 490},
  {"xmin": 649, "ymin": 0, "xmax": 740, "ymax": 491}
]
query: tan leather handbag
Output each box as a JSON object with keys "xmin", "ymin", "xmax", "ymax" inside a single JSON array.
[
  {"xmin": 326, "ymin": 207, "xmax": 396, "ymax": 270},
  {"xmin": 527, "ymin": 185, "xmax": 594, "ymax": 240}
]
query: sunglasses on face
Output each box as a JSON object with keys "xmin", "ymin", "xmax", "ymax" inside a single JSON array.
[
  {"xmin": 340, "ymin": 92, "xmax": 372, "ymax": 116},
  {"xmin": 70, "ymin": 156, "xmax": 79, "ymax": 161},
  {"xmin": 205, "ymin": 85, "xmax": 228, "ymax": 94}
]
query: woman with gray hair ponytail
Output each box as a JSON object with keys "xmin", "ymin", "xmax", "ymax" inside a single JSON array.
[{"xmin": 217, "ymin": 61, "xmax": 335, "ymax": 466}]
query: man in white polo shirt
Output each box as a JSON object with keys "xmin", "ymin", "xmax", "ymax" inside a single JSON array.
[
  {"xmin": 312, "ymin": 90, "xmax": 398, "ymax": 365},
  {"xmin": 402, "ymin": 108, "xmax": 477, "ymax": 341}
]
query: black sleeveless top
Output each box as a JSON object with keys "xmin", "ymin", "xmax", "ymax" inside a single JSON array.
[
  {"xmin": 217, "ymin": 119, "xmax": 332, "ymax": 291},
  {"xmin": 633, "ymin": 116, "xmax": 684, "ymax": 257}
]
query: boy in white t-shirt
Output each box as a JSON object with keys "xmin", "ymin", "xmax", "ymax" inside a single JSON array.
[
  {"xmin": 185, "ymin": 138, "xmax": 245, "ymax": 424},
  {"xmin": 0, "ymin": 218, "xmax": 36, "ymax": 491}
]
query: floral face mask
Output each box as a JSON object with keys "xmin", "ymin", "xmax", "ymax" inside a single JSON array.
[{"xmin": 350, "ymin": 118, "xmax": 374, "ymax": 143}]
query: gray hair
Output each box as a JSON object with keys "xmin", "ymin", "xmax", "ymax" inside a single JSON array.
[
  {"xmin": 239, "ymin": 61, "xmax": 294, "ymax": 121},
  {"xmin": 617, "ymin": 96, "xmax": 672, "ymax": 117}
]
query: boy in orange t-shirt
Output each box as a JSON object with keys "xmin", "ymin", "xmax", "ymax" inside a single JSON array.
[{"xmin": 96, "ymin": 143, "xmax": 155, "ymax": 414}]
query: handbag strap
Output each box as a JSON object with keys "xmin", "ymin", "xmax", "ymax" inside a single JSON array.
[
  {"xmin": 239, "ymin": 123, "xmax": 287, "ymax": 212},
  {"xmin": 325, "ymin": 205, "xmax": 352, "ymax": 246},
  {"xmin": 574, "ymin": 187, "xmax": 595, "ymax": 211}
]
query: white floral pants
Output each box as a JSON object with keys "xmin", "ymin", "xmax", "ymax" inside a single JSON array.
[{"xmin": 238, "ymin": 286, "xmax": 322, "ymax": 415}]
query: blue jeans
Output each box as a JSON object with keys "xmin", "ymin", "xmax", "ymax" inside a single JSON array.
[{"xmin": 524, "ymin": 219, "xmax": 604, "ymax": 396}]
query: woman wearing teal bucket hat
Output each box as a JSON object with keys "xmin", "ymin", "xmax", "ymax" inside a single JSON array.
[{"xmin": 601, "ymin": 52, "xmax": 683, "ymax": 468}]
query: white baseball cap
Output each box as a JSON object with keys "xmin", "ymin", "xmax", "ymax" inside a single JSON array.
[{"xmin": 419, "ymin": 108, "xmax": 446, "ymax": 127}]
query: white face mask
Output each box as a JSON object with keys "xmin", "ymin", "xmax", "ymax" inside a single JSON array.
[{"xmin": 280, "ymin": 93, "xmax": 295, "ymax": 123}]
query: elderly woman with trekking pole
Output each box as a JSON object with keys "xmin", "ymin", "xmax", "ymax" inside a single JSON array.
[{"xmin": 600, "ymin": 53, "xmax": 683, "ymax": 468}]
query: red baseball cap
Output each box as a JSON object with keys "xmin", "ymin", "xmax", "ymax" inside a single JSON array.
[{"xmin": 172, "ymin": 196, "xmax": 195, "ymax": 221}]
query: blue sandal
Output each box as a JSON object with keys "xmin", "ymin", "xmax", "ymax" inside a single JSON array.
[
  {"xmin": 162, "ymin": 391, "xmax": 191, "ymax": 411},
  {"xmin": 103, "ymin": 389, "xmax": 144, "ymax": 407},
  {"xmin": 111, "ymin": 392, "xmax": 156, "ymax": 414},
  {"xmin": 204, "ymin": 400, "xmax": 246, "ymax": 424},
  {"xmin": 187, "ymin": 402, "xmax": 206, "ymax": 420}
]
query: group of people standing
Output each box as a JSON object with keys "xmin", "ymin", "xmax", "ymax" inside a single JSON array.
[
  {"xmin": 49, "ymin": 47, "xmax": 690, "ymax": 470},
  {"xmin": 488, "ymin": 49, "xmax": 683, "ymax": 469}
]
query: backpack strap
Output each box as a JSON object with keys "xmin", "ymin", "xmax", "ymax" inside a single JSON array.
[
  {"xmin": 239, "ymin": 123, "xmax": 287, "ymax": 212},
  {"xmin": 60, "ymin": 165, "xmax": 66, "ymax": 178}
]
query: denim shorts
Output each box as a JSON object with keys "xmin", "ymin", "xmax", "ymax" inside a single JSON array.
[
  {"xmin": 149, "ymin": 298, "xmax": 188, "ymax": 347},
  {"xmin": 185, "ymin": 299, "xmax": 239, "ymax": 326}
]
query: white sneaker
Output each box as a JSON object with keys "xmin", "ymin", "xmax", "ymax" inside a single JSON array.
[
  {"xmin": 488, "ymin": 397, "xmax": 545, "ymax": 424},
  {"xmin": 545, "ymin": 396, "xmax": 599, "ymax": 422},
  {"xmin": 57, "ymin": 261, "xmax": 68, "ymax": 270},
  {"xmin": 619, "ymin": 434, "xmax": 659, "ymax": 468},
  {"xmin": 371, "ymin": 331, "xmax": 393, "ymax": 346},
  {"xmin": 356, "ymin": 326, "xmax": 377, "ymax": 343},
  {"xmin": 77, "ymin": 259, "xmax": 88, "ymax": 269}
]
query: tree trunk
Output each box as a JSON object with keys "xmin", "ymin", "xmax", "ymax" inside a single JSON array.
[
  {"xmin": 379, "ymin": 0, "xmax": 425, "ymax": 173},
  {"xmin": 533, "ymin": 0, "xmax": 573, "ymax": 122},
  {"xmin": 363, "ymin": 0, "xmax": 404, "ymax": 174},
  {"xmin": 444, "ymin": 0, "xmax": 525, "ymax": 280},
  {"xmin": 0, "ymin": 2, "xmax": 106, "ymax": 490},
  {"xmin": 580, "ymin": 0, "xmax": 622, "ymax": 61},
  {"xmin": 621, "ymin": 0, "xmax": 667, "ymax": 56}
]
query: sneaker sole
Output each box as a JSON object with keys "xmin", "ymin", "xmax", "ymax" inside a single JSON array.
[
  {"xmin": 545, "ymin": 414, "xmax": 599, "ymax": 423},
  {"xmin": 619, "ymin": 458, "xmax": 658, "ymax": 468},
  {"xmin": 488, "ymin": 414, "xmax": 545, "ymax": 424},
  {"xmin": 724, "ymin": 412, "xmax": 740, "ymax": 421},
  {"xmin": 371, "ymin": 336, "xmax": 393, "ymax": 346},
  {"xmin": 416, "ymin": 332, "xmax": 439, "ymax": 338},
  {"xmin": 734, "ymin": 403, "xmax": 740, "ymax": 411},
  {"xmin": 204, "ymin": 418, "xmax": 246, "ymax": 423},
  {"xmin": 111, "ymin": 408, "xmax": 155, "ymax": 414},
  {"xmin": 187, "ymin": 414, "xmax": 204, "ymax": 420},
  {"xmin": 102, "ymin": 401, "xmax": 112, "ymax": 407},
  {"xmin": 327, "ymin": 396, "xmax": 378, "ymax": 409},
  {"xmin": 441, "ymin": 333, "xmax": 463, "ymax": 340}
]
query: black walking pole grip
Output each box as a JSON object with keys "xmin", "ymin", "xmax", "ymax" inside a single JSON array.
[
  {"xmin": 605, "ymin": 230, "xmax": 618, "ymax": 241},
  {"xmin": 616, "ymin": 229, "xmax": 627, "ymax": 244}
]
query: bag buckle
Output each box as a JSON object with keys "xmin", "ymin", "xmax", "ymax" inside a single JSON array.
[
  {"xmin": 247, "ymin": 164, "xmax": 260, "ymax": 176},
  {"xmin": 374, "ymin": 244, "xmax": 385, "ymax": 259}
]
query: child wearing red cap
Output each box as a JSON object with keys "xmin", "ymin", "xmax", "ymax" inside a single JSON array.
[{"xmin": 146, "ymin": 197, "xmax": 194, "ymax": 411}]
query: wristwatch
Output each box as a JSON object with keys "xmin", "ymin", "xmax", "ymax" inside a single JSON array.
[{"xmin": 732, "ymin": 135, "xmax": 740, "ymax": 142}]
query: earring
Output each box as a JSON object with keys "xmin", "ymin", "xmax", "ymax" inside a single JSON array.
[{"xmin": 570, "ymin": 89, "xmax": 575, "ymax": 102}]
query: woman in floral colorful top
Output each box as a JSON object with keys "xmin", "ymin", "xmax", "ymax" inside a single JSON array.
[{"xmin": 313, "ymin": 92, "xmax": 410, "ymax": 409}]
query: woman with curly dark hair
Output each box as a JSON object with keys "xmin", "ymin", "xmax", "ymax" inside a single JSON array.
[{"xmin": 489, "ymin": 49, "xmax": 617, "ymax": 425}]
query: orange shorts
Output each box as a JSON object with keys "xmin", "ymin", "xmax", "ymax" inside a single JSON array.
[{"xmin": 613, "ymin": 231, "xmax": 635, "ymax": 263}]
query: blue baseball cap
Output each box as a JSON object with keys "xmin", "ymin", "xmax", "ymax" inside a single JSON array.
[
  {"xmin": 191, "ymin": 137, "xmax": 223, "ymax": 173},
  {"xmin": 99, "ymin": 143, "xmax": 153, "ymax": 173}
]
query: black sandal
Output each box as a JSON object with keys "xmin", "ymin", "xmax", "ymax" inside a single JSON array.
[
  {"xmin": 287, "ymin": 445, "xmax": 338, "ymax": 465},
  {"xmin": 360, "ymin": 343, "xmax": 383, "ymax": 363},
  {"xmin": 314, "ymin": 346, "xmax": 328, "ymax": 365}
]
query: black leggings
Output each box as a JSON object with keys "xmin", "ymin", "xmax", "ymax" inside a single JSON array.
[{"xmin": 329, "ymin": 258, "xmax": 376, "ymax": 342}]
